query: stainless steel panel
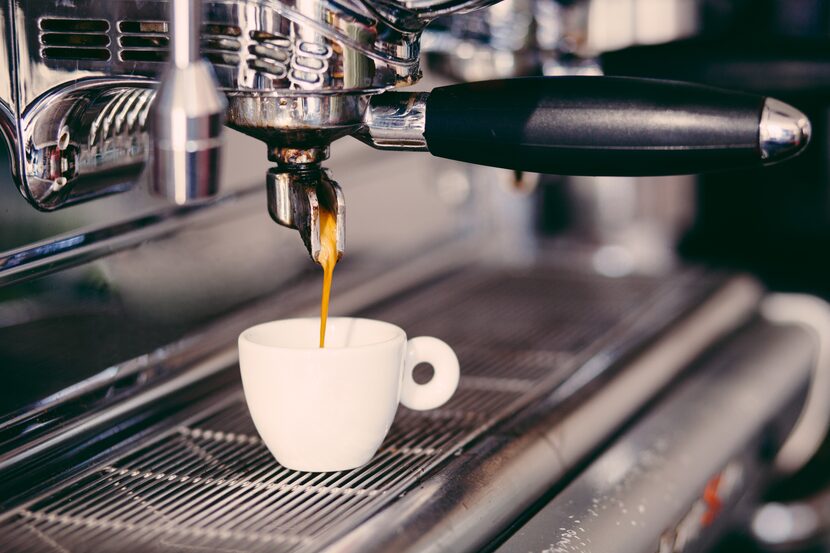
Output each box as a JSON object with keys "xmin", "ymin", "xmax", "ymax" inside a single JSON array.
[
  {"xmin": 0, "ymin": 0, "xmax": 492, "ymax": 211},
  {"xmin": 495, "ymin": 320, "xmax": 814, "ymax": 553},
  {"xmin": 0, "ymin": 265, "xmax": 758, "ymax": 553},
  {"xmin": 322, "ymin": 276, "xmax": 760, "ymax": 553}
]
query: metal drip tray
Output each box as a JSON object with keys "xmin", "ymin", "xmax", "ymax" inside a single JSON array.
[
  {"xmin": 0, "ymin": 266, "xmax": 746, "ymax": 553},
  {"xmin": 7, "ymin": 402, "xmax": 497, "ymax": 552}
]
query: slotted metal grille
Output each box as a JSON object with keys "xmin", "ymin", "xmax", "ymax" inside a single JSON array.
[
  {"xmin": 2, "ymin": 395, "xmax": 517, "ymax": 553},
  {"xmin": 0, "ymin": 269, "xmax": 706, "ymax": 553},
  {"xmin": 39, "ymin": 18, "xmax": 111, "ymax": 61},
  {"xmin": 116, "ymin": 20, "xmax": 242, "ymax": 66}
]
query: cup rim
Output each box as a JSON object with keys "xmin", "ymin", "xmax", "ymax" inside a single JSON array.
[{"xmin": 239, "ymin": 317, "xmax": 406, "ymax": 351}]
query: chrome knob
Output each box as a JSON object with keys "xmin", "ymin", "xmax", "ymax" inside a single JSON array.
[{"xmin": 759, "ymin": 98, "xmax": 812, "ymax": 164}]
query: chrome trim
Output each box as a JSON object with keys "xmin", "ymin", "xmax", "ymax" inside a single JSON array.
[
  {"xmin": 318, "ymin": 276, "xmax": 763, "ymax": 553},
  {"xmin": 172, "ymin": 0, "xmax": 200, "ymax": 69},
  {"xmin": 151, "ymin": 0, "xmax": 226, "ymax": 205},
  {"xmin": 266, "ymin": 166, "xmax": 345, "ymax": 261},
  {"xmin": 759, "ymin": 97, "xmax": 812, "ymax": 163},
  {"xmin": 14, "ymin": 79, "xmax": 156, "ymax": 210},
  {"xmin": 225, "ymin": 92, "xmax": 369, "ymax": 147},
  {"xmin": 356, "ymin": 92, "xmax": 430, "ymax": 151}
]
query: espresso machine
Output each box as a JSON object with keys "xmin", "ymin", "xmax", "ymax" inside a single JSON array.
[{"xmin": 0, "ymin": 0, "xmax": 827, "ymax": 552}]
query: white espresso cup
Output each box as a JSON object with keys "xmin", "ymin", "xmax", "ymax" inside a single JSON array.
[{"xmin": 238, "ymin": 317, "xmax": 460, "ymax": 472}]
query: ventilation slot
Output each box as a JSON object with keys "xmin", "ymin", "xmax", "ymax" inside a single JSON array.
[
  {"xmin": 117, "ymin": 21, "xmax": 240, "ymax": 67},
  {"xmin": 248, "ymin": 31, "xmax": 292, "ymax": 79},
  {"xmin": 118, "ymin": 20, "xmax": 169, "ymax": 63},
  {"xmin": 118, "ymin": 21, "xmax": 168, "ymax": 34},
  {"xmin": 120, "ymin": 35, "xmax": 168, "ymax": 48},
  {"xmin": 204, "ymin": 24, "xmax": 241, "ymax": 37},
  {"xmin": 202, "ymin": 24, "xmax": 242, "ymax": 67},
  {"xmin": 39, "ymin": 18, "xmax": 110, "ymax": 61},
  {"xmin": 40, "ymin": 19, "xmax": 108, "ymax": 32}
]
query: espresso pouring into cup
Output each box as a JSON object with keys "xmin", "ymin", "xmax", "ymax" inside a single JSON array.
[{"xmin": 238, "ymin": 318, "xmax": 460, "ymax": 472}]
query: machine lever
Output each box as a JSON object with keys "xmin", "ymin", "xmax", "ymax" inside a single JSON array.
[{"xmin": 419, "ymin": 76, "xmax": 811, "ymax": 176}]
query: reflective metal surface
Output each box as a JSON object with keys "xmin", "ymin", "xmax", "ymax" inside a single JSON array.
[
  {"xmin": 267, "ymin": 166, "xmax": 345, "ymax": 261},
  {"xmin": 562, "ymin": 174, "xmax": 697, "ymax": 275},
  {"xmin": 225, "ymin": 93, "xmax": 370, "ymax": 149},
  {"xmin": 14, "ymin": 81, "xmax": 156, "ymax": 210},
  {"xmin": 356, "ymin": 92, "xmax": 430, "ymax": 151},
  {"xmin": 496, "ymin": 318, "xmax": 815, "ymax": 553},
  {"xmin": 0, "ymin": 2, "xmax": 824, "ymax": 551},
  {"xmin": 760, "ymin": 98, "xmax": 813, "ymax": 164},
  {"xmin": 418, "ymin": 0, "xmax": 809, "ymax": 282},
  {"xmin": 423, "ymin": 0, "xmax": 537, "ymax": 81},
  {"xmin": 0, "ymin": 191, "xmax": 241, "ymax": 287},
  {"xmin": 0, "ymin": 0, "xmax": 815, "ymax": 265},
  {"xmin": 0, "ymin": 264, "xmax": 758, "ymax": 552},
  {"xmin": 0, "ymin": 236, "xmax": 478, "ymax": 501},
  {"xmin": 0, "ymin": 0, "xmax": 499, "ymax": 253},
  {"xmin": 424, "ymin": 0, "xmax": 701, "ymax": 81},
  {"xmin": 151, "ymin": 0, "xmax": 226, "ymax": 205},
  {"xmin": 325, "ymin": 275, "xmax": 760, "ymax": 553}
]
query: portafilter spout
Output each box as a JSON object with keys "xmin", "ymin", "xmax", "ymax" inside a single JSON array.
[{"xmin": 266, "ymin": 147, "xmax": 345, "ymax": 263}]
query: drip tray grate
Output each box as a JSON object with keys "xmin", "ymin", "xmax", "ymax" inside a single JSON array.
[
  {"xmin": 0, "ymin": 268, "xmax": 713, "ymax": 552},
  {"xmin": 3, "ymin": 399, "xmax": 504, "ymax": 553}
]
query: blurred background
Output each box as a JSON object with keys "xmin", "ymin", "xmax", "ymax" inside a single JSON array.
[{"xmin": 2, "ymin": 0, "xmax": 830, "ymax": 552}]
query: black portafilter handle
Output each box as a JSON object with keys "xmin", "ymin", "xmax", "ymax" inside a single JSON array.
[{"xmin": 421, "ymin": 77, "xmax": 811, "ymax": 176}]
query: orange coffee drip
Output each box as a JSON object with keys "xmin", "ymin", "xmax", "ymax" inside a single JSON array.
[{"xmin": 318, "ymin": 207, "xmax": 338, "ymax": 347}]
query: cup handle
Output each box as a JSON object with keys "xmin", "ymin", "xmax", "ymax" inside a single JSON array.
[{"xmin": 401, "ymin": 336, "xmax": 460, "ymax": 411}]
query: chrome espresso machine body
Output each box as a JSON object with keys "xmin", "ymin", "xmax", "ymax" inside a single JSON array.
[
  {"xmin": 0, "ymin": 1, "xmax": 828, "ymax": 553},
  {"xmin": 0, "ymin": 0, "xmax": 813, "ymax": 259}
]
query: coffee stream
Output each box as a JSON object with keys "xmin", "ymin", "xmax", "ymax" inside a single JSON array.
[{"xmin": 318, "ymin": 207, "xmax": 338, "ymax": 347}]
